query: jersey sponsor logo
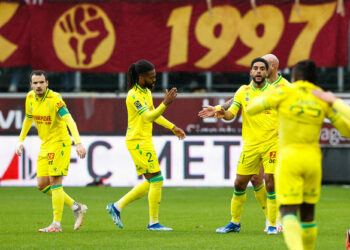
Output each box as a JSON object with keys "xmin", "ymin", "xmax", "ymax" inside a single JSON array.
[
  {"xmin": 48, "ymin": 153, "xmax": 55, "ymax": 160},
  {"xmin": 33, "ymin": 115, "xmax": 52, "ymax": 122},
  {"xmin": 56, "ymin": 101, "xmax": 65, "ymax": 110},
  {"xmin": 134, "ymin": 100, "xmax": 143, "ymax": 110}
]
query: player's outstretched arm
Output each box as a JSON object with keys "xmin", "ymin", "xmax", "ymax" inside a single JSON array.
[
  {"xmin": 142, "ymin": 88, "xmax": 178, "ymax": 123},
  {"xmin": 16, "ymin": 117, "xmax": 33, "ymax": 156},
  {"xmin": 221, "ymin": 98, "xmax": 234, "ymax": 111},
  {"xmin": 172, "ymin": 126, "xmax": 186, "ymax": 140},
  {"xmin": 313, "ymin": 89, "xmax": 350, "ymax": 123},
  {"xmin": 246, "ymin": 96, "xmax": 267, "ymax": 115},
  {"xmin": 312, "ymin": 89, "xmax": 337, "ymax": 104},
  {"xmin": 198, "ymin": 98, "xmax": 234, "ymax": 119}
]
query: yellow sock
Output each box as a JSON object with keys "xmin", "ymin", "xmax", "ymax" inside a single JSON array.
[
  {"xmin": 51, "ymin": 185, "xmax": 64, "ymax": 222},
  {"xmin": 282, "ymin": 214, "xmax": 303, "ymax": 250},
  {"xmin": 118, "ymin": 180, "xmax": 150, "ymax": 209},
  {"xmin": 231, "ymin": 189, "xmax": 246, "ymax": 224},
  {"xmin": 148, "ymin": 174, "xmax": 164, "ymax": 224},
  {"xmin": 267, "ymin": 191, "xmax": 277, "ymax": 227},
  {"xmin": 41, "ymin": 185, "xmax": 74, "ymax": 207},
  {"xmin": 254, "ymin": 184, "xmax": 267, "ymax": 217},
  {"xmin": 301, "ymin": 221, "xmax": 317, "ymax": 250}
]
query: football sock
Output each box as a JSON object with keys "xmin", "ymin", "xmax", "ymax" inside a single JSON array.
[
  {"xmin": 231, "ymin": 189, "xmax": 246, "ymax": 224},
  {"xmin": 51, "ymin": 185, "xmax": 64, "ymax": 222},
  {"xmin": 117, "ymin": 180, "xmax": 150, "ymax": 210},
  {"xmin": 148, "ymin": 174, "xmax": 164, "ymax": 225},
  {"xmin": 267, "ymin": 191, "xmax": 277, "ymax": 227},
  {"xmin": 254, "ymin": 184, "xmax": 267, "ymax": 217},
  {"xmin": 301, "ymin": 221, "xmax": 317, "ymax": 250},
  {"xmin": 282, "ymin": 214, "xmax": 303, "ymax": 250},
  {"xmin": 41, "ymin": 185, "xmax": 75, "ymax": 207}
]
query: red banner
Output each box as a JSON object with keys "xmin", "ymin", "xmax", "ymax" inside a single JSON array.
[
  {"xmin": 1, "ymin": 95, "xmax": 350, "ymax": 146},
  {"xmin": 0, "ymin": 1, "xmax": 349, "ymax": 72}
]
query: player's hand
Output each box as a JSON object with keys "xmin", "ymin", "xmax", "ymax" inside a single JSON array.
[
  {"xmin": 163, "ymin": 88, "xmax": 177, "ymax": 106},
  {"xmin": 15, "ymin": 141, "xmax": 24, "ymax": 156},
  {"xmin": 198, "ymin": 105, "xmax": 215, "ymax": 118},
  {"xmin": 312, "ymin": 89, "xmax": 337, "ymax": 104},
  {"xmin": 172, "ymin": 126, "xmax": 186, "ymax": 140},
  {"xmin": 214, "ymin": 108, "xmax": 226, "ymax": 120},
  {"xmin": 76, "ymin": 143, "xmax": 86, "ymax": 159}
]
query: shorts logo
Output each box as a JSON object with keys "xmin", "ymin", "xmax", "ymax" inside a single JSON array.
[
  {"xmin": 269, "ymin": 151, "xmax": 277, "ymax": 163},
  {"xmin": 48, "ymin": 153, "xmax": 55, "ymax": 160},
  {"xmin": 134, "ymin": 100, "xmax": 143, "ymax": 110}
]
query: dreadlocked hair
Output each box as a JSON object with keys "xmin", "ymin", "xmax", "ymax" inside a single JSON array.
[{"xmin": 127, "ymin": 59, "xmax": 155, "ymax": 90}]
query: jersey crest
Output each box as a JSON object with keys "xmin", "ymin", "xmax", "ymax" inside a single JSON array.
[{"xmin": 134, "ymin": 100, "xmax": 143, "ymax": 110}]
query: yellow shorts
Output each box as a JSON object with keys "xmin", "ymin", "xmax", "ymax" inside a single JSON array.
[
  {"xmin": 276, "ymin": 146, "xmax": 322, "ymax": 205},
  {"xmin": 37, "ymin": 142, "xmax": 71, "ymax": 177},
  {"xmin": 237, "ymin": 140, "xmax": 278, "ymax": 175},
  {"xmin": 128, "ymin": 146, "xmax": 160, "ymax": 176}
]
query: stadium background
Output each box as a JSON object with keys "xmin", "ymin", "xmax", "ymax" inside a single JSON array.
[{"xmin": 1, "ymin": 0, "xmax": 350, "ymax": 186}]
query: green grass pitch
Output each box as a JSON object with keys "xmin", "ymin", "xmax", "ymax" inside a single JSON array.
[{"xmin": 1, "ymin": 186, "xmax": 349, "ymax": 249}]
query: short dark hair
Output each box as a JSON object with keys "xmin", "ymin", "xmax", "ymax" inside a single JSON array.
[
  {"xmin": 30, "ymin": 70, "xmax": 48, "ymax": 82},
  {"xmin": 127, "ymin": 60, "xmax": 155, "ymax": 90},
  {"xmin": 251, "ymin": 58, "xmax": 269, "ymax": 71},
  {"xmin": 292, "ymin": 60, "xmax": 318, "ymax": 83}
]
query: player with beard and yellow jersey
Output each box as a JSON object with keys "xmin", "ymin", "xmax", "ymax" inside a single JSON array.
[
  {"xmin": 199, "ymin": 54, "xmax": 289, "ymax": 232},
  {"xmin": 16, "ymin": 70, "xmax": 87, "ymax": 232},
  {"xmin": 214, "ymin": 58, "xmax": 279, "ymax": 235},
  {"xmin": 247, "ymin": 60, "xmax": 350, "ymax": 250},
  {"xmin": 106, "ymin": 60, "xmax": 185, "ymax": 231}
]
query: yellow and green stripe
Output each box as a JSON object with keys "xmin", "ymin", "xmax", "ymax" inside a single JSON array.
[
  {"xmin": 41, "ymin": 185, "xmax": 51, "ymax": 194},
  {"xmin": 253, "ymin": 184, "xmax": 264, "ymax": 192},
  {"xmin": 138, "ymin": 106, "xmax": 148, "ymax": 115},
  {"xmin": 301, "ymin": 221, "xmax": 317, "ymax": 229},
  {"xmin": 234, "ymin": 189, "xmax": 246, "ymax": 196},
  {"xmin": 269, "ymin": 75, "xmax": 282, "ymax": 86},
  {"xmin": 267, "ymin": 191, "xmax": 276, "ymax": 200},
  {"xmin": 148, "ymin": 174, "xmax": 164, "ymax": 183},
  {"xmin": 233, "ymin": 101, "xmax": 241, "ymax": 109},
  {"xmin": 50, "ymin": 184, "xmax": 62, "ymax": 190},
  {"xmin": 136, "ymin": 84, "xmax": 147, "ymax": 94}
]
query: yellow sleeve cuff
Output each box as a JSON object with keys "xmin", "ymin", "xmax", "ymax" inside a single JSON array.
[{"xmin": 215, "ymin": 105, "xmax": 221, "ymax": 111}]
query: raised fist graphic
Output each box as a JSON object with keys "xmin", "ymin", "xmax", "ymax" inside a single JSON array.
[{"xmin": 53, "ymin": 4, "xmax": 115, "ymax": 69}]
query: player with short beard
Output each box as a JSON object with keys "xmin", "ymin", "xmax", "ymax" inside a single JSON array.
[
  {"xmin": 214, "ymin": 58, "xmax": 279, "ymax": 235},
  {"xmin": 106, "ymin": 59, "xmax": 185, "ymax": 231}
]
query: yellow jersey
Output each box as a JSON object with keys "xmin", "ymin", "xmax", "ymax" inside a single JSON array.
[
  {"xmin": 125, "ymin": 84, "xmax": 155, "ymax": 148},
  {"xmin": 267, "ymin": 75, "xmax": 291, "ymax": 87},
  {"xmin": 247, "ymin": 80, "xmax": 350, "ymax": 148},
  {"xmin": 25, "ymin": 89, "xmax": 71, "ymax": 147},
  {"xmin": 228, "ymin": 81, "xmax": 279, "ymax": 147}
]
